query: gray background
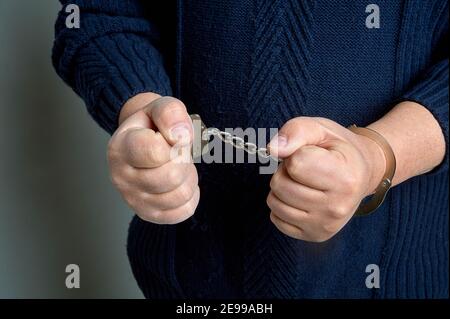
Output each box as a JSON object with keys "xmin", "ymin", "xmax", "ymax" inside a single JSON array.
[{"xmin": 0, "ymin": 1, "xmax": 142, "ymax": 298}]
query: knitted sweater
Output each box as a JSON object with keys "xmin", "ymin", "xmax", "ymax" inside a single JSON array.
[{"xmin": 53, "ymin": 0, "xmax": 449, "ymax": 298}]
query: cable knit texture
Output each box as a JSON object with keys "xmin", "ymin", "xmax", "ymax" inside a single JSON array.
[{"xmin": 53, "ymin": 0, "xmax": 449, "ymax": 298}]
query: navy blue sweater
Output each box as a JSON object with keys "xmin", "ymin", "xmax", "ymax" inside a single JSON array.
[{"xmin": 53, "ymin": 0, "xmax": 449, "ymax": 298}]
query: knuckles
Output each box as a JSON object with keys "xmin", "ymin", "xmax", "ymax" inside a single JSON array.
[
  {"xmin": 340, "ymin": 173, "xmax": 359, "ymax": 195},
  {"xmin": 109, "ymin": 165, "xmax": 132, "ymax": 191},
  {"xmin": 109, "ymin": 171, "xmax": 122, "ymax": 189},
  {"xmin": 269, "ymin": 171, "xmax": 282, "ymax": 191},
  {"xmin": 137, "ymin": 209, "xmax": 164, "ymax": 224},
  {"xmin": 175, "ymin": 182, "xmax": 196, "ymax": 204},
  {"xmin": 137, "ymin": 188, "xmax": 199, "ymax": 225},
  {"xmin": 284, "ymin": 146, "xmax": 313, "ymax": 180},
  {"xmin": 107, "ymin": 137, "xmax": 121, "ymax": 164},
  {"xmin": 166, "ymin": 166, "xmax": 187, "ymax": 189},
  {"xmin": 126, "ymin": 170, "xmax": 198, "ymax": 224},
  {"xmin": 266, "ymin": 192, "xmax": 276, "ymax": 210},
  {"xmin": 284, "ymin": 156, "xmax": 302, "ymax": 180},
  {"xmin": 327, "ymin": 201, "xmax": 351, "ymax": 219},
  {"xmin": 184, "ymin": 190, "xmax": 199, "ymax": 215}
]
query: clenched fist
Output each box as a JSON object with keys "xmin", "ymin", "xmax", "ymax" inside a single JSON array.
[
  {"xmin": 267, "ymin": 117, "xmax": 386, "ymax": 242},
  {"xmin": 108, "ymin": 95, "xmax": 200, "ymax": 224}
]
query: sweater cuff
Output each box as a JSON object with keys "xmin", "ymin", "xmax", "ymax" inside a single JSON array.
[
  {"xmin": 73, "ymin": 33, "xmax": 173, "ymax": 134},
  {"xmin": 400, "ymin": 59, "xmax": 449, "ymax": 175}
]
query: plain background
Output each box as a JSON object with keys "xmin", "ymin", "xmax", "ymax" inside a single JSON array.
[{"xmin": 0, "ymin": 1, "xmax": 142, "ymax": 298}]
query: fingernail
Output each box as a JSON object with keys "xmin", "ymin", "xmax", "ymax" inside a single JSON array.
[
  {"xmin": 170, "ymin": 123, "xmax": 191, "ymax": 145},
  {"xmin": 269, "ymin": 134, "xmax": 288, "ymax": 151}
]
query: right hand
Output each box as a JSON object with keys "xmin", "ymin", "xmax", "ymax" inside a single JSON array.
[{"xmin": 107, "ymin": 95, "xmax": 200, "ymax": 224}]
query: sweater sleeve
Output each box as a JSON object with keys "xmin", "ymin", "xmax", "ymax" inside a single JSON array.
[
  {"xmin": 400, "ymin": 57, "xmax": 449, "ymax": 175},
  {"xmin": 52, "ymin": 0, "xmax": 173, "ymax": 134},
  {"xmin": 398, "ymin": 6, "xmax": 449, "ymax": 175}
]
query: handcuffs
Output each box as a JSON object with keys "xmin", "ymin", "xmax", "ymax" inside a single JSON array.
[{"xmin": 348, "ymin": 125, "xmax": 396, "ymax": 216}]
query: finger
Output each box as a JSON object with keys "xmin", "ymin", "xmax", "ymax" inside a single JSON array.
[
  {"xmin": 115, "ymin": 104, "xmax": 157, "ymax": 135},
  {"xmin": 142, "ymin": 166, "xmax": 198, "ymax": 210},
  {"xmin": 133, "ymin": 162, "xmax": 195, "ymax": 194},
  {"xmin": 267, "ymin": 191, "xmax": 310, "ymax": 227},
  {"xmin": 121, "ymin": 128, "xmax": 172, "ymax": 168},
  {"xmin": 150, "ymin": 97, "xmax": 193, "ymax": 146},
  {"xmin": 284, "ymin": 145, "xmax": 341, "ymax": 190},
  {"xmin": 270, "ymin": 212, "xmax": 307, "ymax": 241},
  {"xmin": 268, "ymin": 117, "xmax": 342, "ymax": 159},
  {"xmin": 139, "ymin": 186, "xmax": 200, "ymax": 225},
  {"xmin": 270, "ymin": 164, "xmax": 326, "ymax": 210},
  {"xmin": 159, "ymin": 186, "xmax": 200, "ymax": 224}
]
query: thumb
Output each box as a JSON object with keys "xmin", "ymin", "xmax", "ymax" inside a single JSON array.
[
  {"xmin": 116, "ymin": 97, "xmax": 193, "ymax": 147},
  {"xmin": 268, "ymin": 117, "xmax": 341, "ymax": 159},
  {"xmin": 148, "ymin": 97, "xmax": 193, "ymax": 146}
]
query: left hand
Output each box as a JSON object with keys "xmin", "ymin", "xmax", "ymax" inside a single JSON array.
[{"xmin": 267, "ymin": 117, "xmax": 386, "ymax": 242}]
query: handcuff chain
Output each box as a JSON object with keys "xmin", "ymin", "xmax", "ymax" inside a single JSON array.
[{"xmin": 203, "ymin": 127, "xmax": 278, "ymax": 161}]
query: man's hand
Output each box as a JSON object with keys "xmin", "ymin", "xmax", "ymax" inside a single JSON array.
[
  {"xmin": 267, "ymin": 117, "xmax": 386, "ymax": 242},
  {"xmin": 108, "ymin": 95, "xmax": 199, "ymax": 224}
]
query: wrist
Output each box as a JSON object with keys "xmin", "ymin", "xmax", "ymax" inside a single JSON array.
[
  {"xmin": 356, "ymin": 132, "xmax": 387, "ymax": 197},
  {"xmin": 119, "ymin": 92, "xmax": 162, "ymax": 125}
]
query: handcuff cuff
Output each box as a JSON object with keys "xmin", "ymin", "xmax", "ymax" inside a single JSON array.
[{"xmin": 348, "ymin": 125, "xmax": 396, "ymax": 216}]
